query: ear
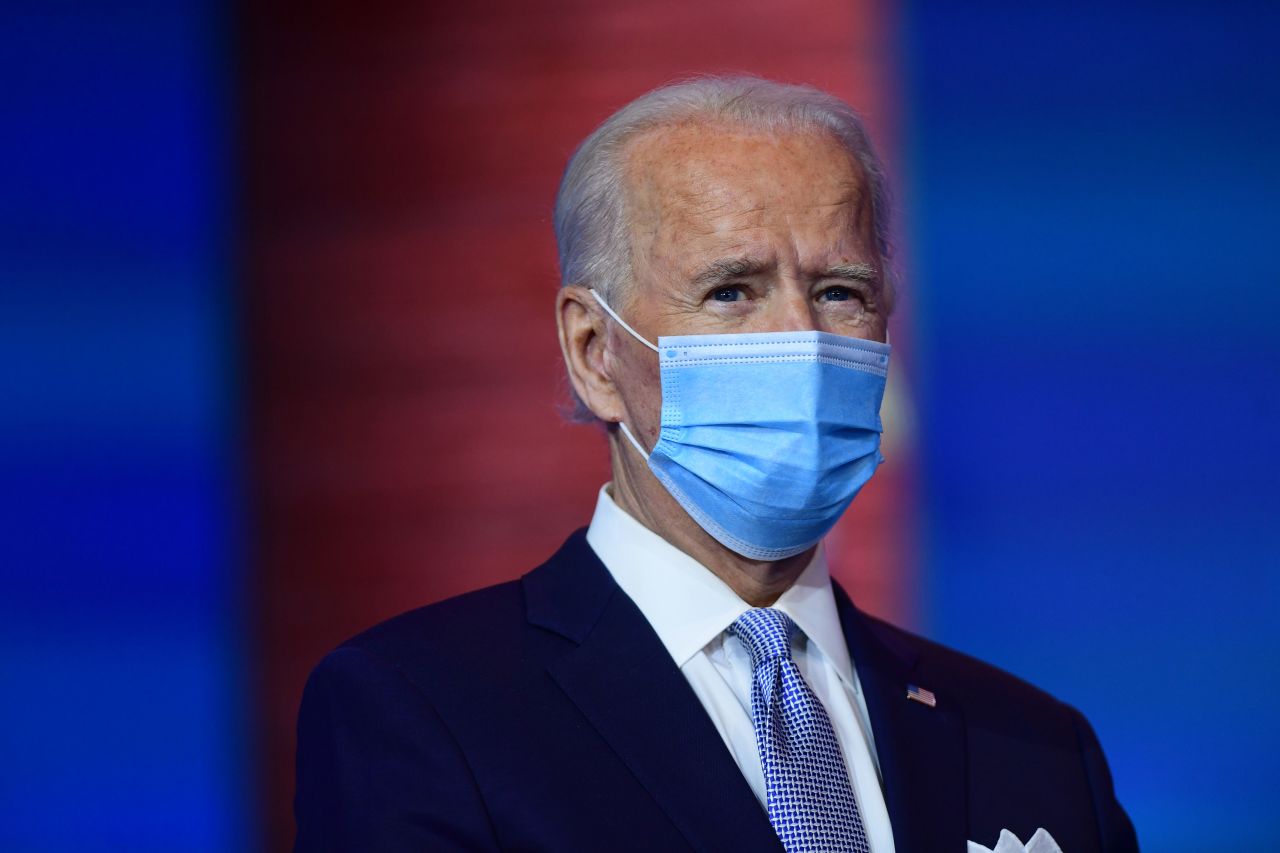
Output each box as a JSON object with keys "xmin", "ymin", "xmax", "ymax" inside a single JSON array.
[{"xmin": 556, "ymin": 285, "xmax": 624, "ymax": 422}]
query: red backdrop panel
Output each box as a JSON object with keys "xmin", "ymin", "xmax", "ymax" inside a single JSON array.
[{"xmin": 243, "ymin": 2, "xmax": 912, "ymax": 848}]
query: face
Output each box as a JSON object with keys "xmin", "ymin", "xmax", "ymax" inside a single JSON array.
[{"xmin": 603, "ymin": 121, "xmax": 889, "ymax": 446}]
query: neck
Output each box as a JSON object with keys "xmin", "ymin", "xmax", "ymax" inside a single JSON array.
[{"xmin": 607, "ymin": 433, "xmax": 814, "ymax": 607}]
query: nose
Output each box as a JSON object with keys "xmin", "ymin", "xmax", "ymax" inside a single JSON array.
[{"xmin": 766, "ymin": 287, "xmax": 820, "ymax": 332}]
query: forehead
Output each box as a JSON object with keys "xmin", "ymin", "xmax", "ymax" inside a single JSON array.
[{"xmin": 620, "ymin": 120, "xmax": 868, "ymax": 230}]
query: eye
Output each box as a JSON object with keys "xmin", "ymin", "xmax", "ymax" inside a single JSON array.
[
  {"xmin": 819, "ymin": 285, "xmax": 860, "ymax": 303},
  {"xmin": 711, "ymin": 285, "xmax": 746, "ymax": 303}
]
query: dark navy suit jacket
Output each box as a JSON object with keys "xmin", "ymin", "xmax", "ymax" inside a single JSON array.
[{"xmin": 294, "ymin": 529, "xmax": 1139, "ymax": 852}]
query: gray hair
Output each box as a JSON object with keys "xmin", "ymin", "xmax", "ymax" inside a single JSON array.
[
  {"xmin": 553, "ymin": 74, "xmax": 894, "ymax": 307},
  {"xmin": 552, "ymin": 74, "xmax": 894, "ymax": 423}
]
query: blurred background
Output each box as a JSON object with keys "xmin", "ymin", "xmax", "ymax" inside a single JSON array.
[{"xmin": 1, "ymin": 0, "xmax": 1277, "ymax": 850}]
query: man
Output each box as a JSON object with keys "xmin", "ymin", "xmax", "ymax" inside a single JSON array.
[{"xmin": 294, "ymin": 76, "xmax": 1139, "ymax": 852}]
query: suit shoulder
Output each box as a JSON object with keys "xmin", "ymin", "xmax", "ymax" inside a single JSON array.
[
  {"xmin": 862, "ymin": 613, "xmax": 1078, "ymax": 727},
  {"xmin": 305, "ymin": 529, "xmax": 596, "ymax": 702},
  {"xmin": 331, "ymin": 579, "xmax": 529, "ymax": 681}
]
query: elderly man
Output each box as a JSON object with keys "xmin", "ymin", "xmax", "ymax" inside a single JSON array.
[{"xmin": 294, "ymin": 76, "xmax": 1138, "ymax": 853}]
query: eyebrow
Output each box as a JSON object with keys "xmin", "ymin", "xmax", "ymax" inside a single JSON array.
[
  {"xmin": 690, "ymin": 256, "xmax": 773, "ymax": 288},
  {"xmin": 689, "ymin": 257, "xmax": 881, "ymax": 288},
  {"xmin": 822, "ymin": 262, "xmax": 880, "ymax": 283}
]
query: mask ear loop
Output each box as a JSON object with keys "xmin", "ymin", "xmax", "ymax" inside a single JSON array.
[
  {"xmin": 588, "ymin": 289, "xmax": 659, "ymax": 352},
  {"xmin": 587, "ymin": 289, "xmax": 657, "ymax": 459},
  {"xmin": 616, "ymin": 422, "xmax": 651, "ymax": 460}
]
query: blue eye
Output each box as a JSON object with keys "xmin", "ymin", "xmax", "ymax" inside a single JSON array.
[
  {"xmin": 712, "ymin": 286, "xmax": 744, "ymax": 302},
  {"xmin": 821, "ymin": 286, "xmax": 853, "ymax": 302}
]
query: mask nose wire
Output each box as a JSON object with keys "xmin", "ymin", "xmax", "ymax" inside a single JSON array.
[{"xmin": 587, "ymin": 288, "xmax": 657, "ymax": 460}]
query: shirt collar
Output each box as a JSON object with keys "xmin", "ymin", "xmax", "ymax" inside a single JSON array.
[{"xmin": 585, "ymin": 484, "xmax": 854, "ymax": 681}]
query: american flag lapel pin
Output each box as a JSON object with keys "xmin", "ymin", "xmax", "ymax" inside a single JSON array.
[{"xmin": 906, "ymin": 684, "xmax": 937, "ymax": 708}]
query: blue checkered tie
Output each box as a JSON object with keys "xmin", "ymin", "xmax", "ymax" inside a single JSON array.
[{"xmin": 729, "ymin": 608, "xmax": 870, "ymax": 853}]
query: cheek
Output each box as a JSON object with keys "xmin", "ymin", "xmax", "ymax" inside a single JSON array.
[
  {"xmin": 613, "ymin": 350, "xmax": 664, "ymax": 434},
  {"xmin": 635, "ymin": 364, "xmax": 665, "ymax": 436},
  {"xmin": 833, "ymin": 314, "xmax": 888, "ymax": 343}
]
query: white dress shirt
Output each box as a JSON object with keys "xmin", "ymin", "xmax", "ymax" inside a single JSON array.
[{"xmin": 585, "ymin": 485, "xmax": 896, "ymax": 853}]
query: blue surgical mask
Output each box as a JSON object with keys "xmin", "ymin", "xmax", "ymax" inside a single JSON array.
[{"xmin": 590, "ymin": 289, "xmax": 890, "ymax": 561}]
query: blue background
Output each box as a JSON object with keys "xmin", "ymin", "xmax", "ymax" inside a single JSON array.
[
  {"xmin": 0, "ymin": 2, "xmax": 248, "ymax": 850},
  {"xmin": 906, "ymin": 2, "xmax": 1280, "ymax": 849}
]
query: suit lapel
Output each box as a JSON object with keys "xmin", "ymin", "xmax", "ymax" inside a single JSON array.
[
  {"xmin": 525, "ymin": 532, "xmax": 782, "ymax": 852},
  {"xmin": 833, "ymin": 583, "xmax": 969, "ymax": 853}
]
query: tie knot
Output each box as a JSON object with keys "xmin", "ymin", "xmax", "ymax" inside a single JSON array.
[{"xmin": 729, "ymin": 608, "xmax": 797, "ymax": 666}]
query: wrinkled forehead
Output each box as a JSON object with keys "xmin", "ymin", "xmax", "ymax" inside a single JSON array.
[{"xmin": 619, "ymin": 120, "xmax": 871, "ymax": 230}]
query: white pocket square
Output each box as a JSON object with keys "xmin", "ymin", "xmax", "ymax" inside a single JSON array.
[{"xmin": 968, "ymin": 828, "xmax": 1064, "ymax": 853}]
